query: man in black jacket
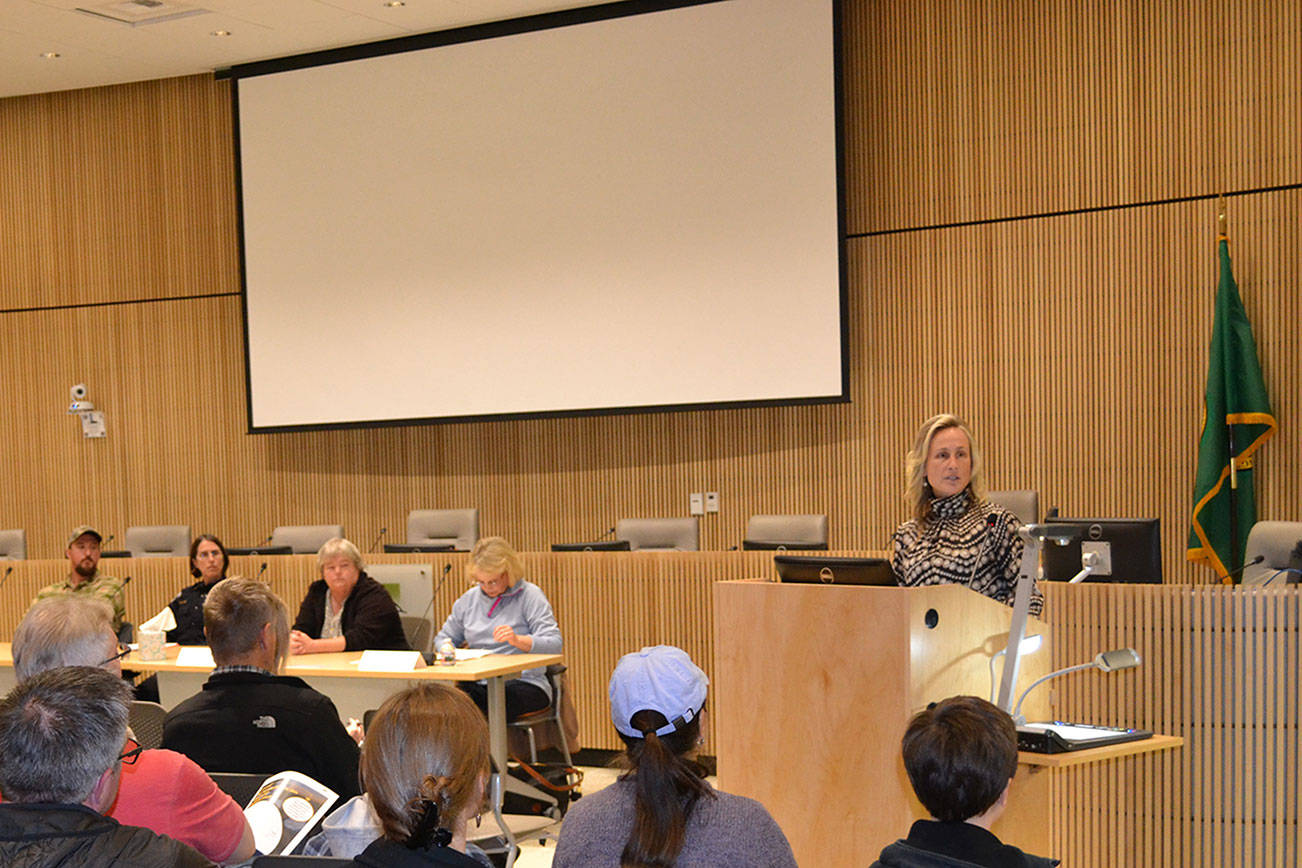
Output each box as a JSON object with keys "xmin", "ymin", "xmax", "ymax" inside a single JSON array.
[
  {"xmin": 161, "ymin": 577, "xmax": 362, "ymax": 799},
  {"xmin": 870, "ymin": 696, "xmax": 1058, "ymax": 868},
  {"xmin": 0, "ymin": 666, "xmax": 212, "ymax": 867}
]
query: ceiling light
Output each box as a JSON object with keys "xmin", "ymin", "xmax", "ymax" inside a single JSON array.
[
  {"xmin": 385, "ymin": 1, "xmax": 406, "ymax": 7},
  {"xmin": 41, "ymin": 52, "xmax": 61, "ymax": 59},
  {"xmin": 211, "ymin": 29, "xmax": 230, "ymax": 36}
]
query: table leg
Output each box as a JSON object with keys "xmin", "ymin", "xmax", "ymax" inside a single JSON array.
[{"xmin": 486, "ymin": 675, "xmax": 519, "ymax": 868}]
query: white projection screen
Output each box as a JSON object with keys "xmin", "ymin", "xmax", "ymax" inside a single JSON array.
[{"xmin": 233, "ymin": 0, "xmax": 844, "ymax": 430}]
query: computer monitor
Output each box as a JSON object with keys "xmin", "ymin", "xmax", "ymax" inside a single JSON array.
[
  {"xmin": 1042, "ymin": 517, "xmax": 1162, "ymax": 583},
  {"xmin": 550, "ymin": 541, "xmax": 631, "ymax": 552},
  {"xmin": 742, "ymin": 540, "xmax": 831, "ymax": 551},
  {"xmin": 383, "ymin": 543, "xmax": 457, "ymax": 554},
  {"xmin": 774, "ymin": 555, "xmax": 896, "ymax": 586}
]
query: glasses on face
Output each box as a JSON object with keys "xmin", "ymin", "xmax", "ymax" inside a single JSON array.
[
  {"xmin": 99, "ymin": 642, "xmax": 131, "ymax": 667},
  {"xmin": 118, "ymin": 738, "xmax": 143, "ymax": 765}
]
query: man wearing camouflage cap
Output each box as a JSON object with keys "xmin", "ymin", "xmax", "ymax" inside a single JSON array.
[{"xmin": 32, "ymin": 526, "xmax": 126, "ymax": 633}]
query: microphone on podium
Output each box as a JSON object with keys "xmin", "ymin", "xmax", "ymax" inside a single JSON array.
[
  {"xmin": 368, "ymin": 527, "xmax": 388, "ymax": 553},
  {"xmin": 0, "ymin": 565, "xmax": 13, "ymax": 593},
  {"xmin": 1224, "ymin": 554, "xmax": 1265, "ymax": 584},
  {"xmin": 596, "ymin": 526, "xmax": 616, "ymax": 541},
  {"xmin": 256, "ymin": 562, "xmax": 269, "ymax": 581}
]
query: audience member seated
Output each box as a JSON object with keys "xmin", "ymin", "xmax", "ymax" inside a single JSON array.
[
  {"xmin": 553, "ymin": 645, "xmax": 796, "ymax": 868},
  {"xmin": 32, "ymin": 525, "xmax": 126, "ymax": 633},
  {"xmin": 869, "ymin": 695, "xmax": 1059, "ymax": 868},
  {"xmin": 163, "ymin": 578, "xmax": 362, "ymax": 798},
  {"xmin": 167, "ymin": 534, "xmax": 234, "ymax": 645},
  {"xmin": 347, "ymin": 683, "xmax": 493, "ymax": 867},
  {"xmin": 433, "ymin": 536, "xmax": 562, "ymax": 721},
  {"xmin": 290, "ymin": 537, "xmax": 408, "ymax": 655},
  {"xmin": 0, "ymin": 666, "xmax": 213, "ymax": 867},
  {"xmin": 10, "ymin": 597, "xmax": 254, "ymax": 865}
]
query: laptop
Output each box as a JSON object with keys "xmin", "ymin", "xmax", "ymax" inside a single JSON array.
[{"xmin": 774, "ymin": 555, "xmax": 897, "ymax": 586}]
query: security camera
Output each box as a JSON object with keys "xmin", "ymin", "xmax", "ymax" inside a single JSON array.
[{"xmin": 70, "ymin": 383, "xmax": 88, "ymax": 401}]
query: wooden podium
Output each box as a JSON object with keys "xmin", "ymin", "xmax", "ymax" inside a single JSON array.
[{"xmin": 712, "ymin": 580, "xmax": 1052, "ymax": 867}]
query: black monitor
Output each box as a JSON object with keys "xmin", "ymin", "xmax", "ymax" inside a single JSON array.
[
  {"xmin": 742, "ymin": 540, "xmax": 830, "ymax": 551},
  {"xmin": 383, "ymin": 543, "xmax": 457, "ymax": 554},
  {"xmin": 1042, "ymin": 517, "xmax": 1162, "ymax": 583},
  {"xmin": 226, "ymin": 545, "xmax": 293, "ymax": 556},
  {"xmin": 550, "ymin": 541, "xmax": 631, "ymax": 552},
  {"xmin": 774, "ymin": 555, "xmax": 896, "ymax": 586}
]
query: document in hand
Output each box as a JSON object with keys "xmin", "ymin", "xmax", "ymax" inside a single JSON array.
[{"xmin": 243, "ymin": 770, "xmax": 339, "ymax": 855}]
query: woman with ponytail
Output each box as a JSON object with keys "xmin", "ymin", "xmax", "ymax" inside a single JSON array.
[
  {"xmin": 350, "ymin": 683, "xmax": 492, "ymax": 867},
  {"xmin": 554, "ymin": 645, "xmax": 796, "ymax": 867}
]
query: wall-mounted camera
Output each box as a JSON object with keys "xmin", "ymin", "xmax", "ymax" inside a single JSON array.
[
  {"xmin": 66, "ymin": 383, "xmax": 107, "ymax": 438},
  {"xmin": 70, "ymin": 383, "xmax": 88, "ymax": 401}
]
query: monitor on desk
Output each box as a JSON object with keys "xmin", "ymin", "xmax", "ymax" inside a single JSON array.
[
  {"xmin": 383, "ymin": 543, "xmax": 457, "ymax": 553},
  {"xmin": 550, "ymin": 541, "xmax": 631, "ymax": 552},
  {"xmin": 743, "ymin": 540, "xmax": 830, "ymax": 551},
  {"xmin": 775, "ymin": 556, "xmax": 896, "ymax": 586},
  {"xmin": 1042, "ymin": 517, "xmax": 1162, "ymax": 582}
]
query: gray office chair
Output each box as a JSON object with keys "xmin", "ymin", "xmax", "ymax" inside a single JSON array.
[
  {"xmin": 128, "ymin": 700, "xmax": 168, "ymax": 750},
  {"xmin": 1242, "ymin": 521, "xmax": 1302, "ymax": 585},
  {"xmin": 987, "ymin": 490, "xmax": 1039, "ymax": 526},
  {"xmin": 271, "ymin": 525, "xmax": 345, "ymax": 554},
  {"xmin": 0, "ymin": 529, "xmax": 26, "ymax": 560},
  {"xmin": 406, "ymin": 508, "xmax": 479, "ymax": 551},
  {"xmin": 124, "ymin": 525, "xmax": 191, "ymax": 557},
  {"xmin": 616, "ymin": 517, "xmax": 700, "ymax": 551},
  {"xmin": 400, "ymin": 614, "xmax": 433, "ymax": 655},
  {"xmin": 743, "ymin": 514, "xmax": 828, "ymax": 550}
]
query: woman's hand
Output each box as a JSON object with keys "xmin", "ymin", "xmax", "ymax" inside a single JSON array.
[
  {"xmin": 493, "ymin": 624, "xmax": 533, "ymax": 651},
  {"xmin": 289, "ymin": 629, "xmax": 313, "ymax": 655}
]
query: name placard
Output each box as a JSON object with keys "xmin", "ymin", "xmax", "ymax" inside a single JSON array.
[
  {"xmin": 175, "ymin": 646, "xmax": 216, "ymax": 668},
  {"xmin": 357, "ymin": 650, "xmax": 427, "ymax": 672}
]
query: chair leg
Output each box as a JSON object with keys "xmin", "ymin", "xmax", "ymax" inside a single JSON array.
[{"xmin": 526, "ymin": 728, "xmax": 538, "ymax": 765}]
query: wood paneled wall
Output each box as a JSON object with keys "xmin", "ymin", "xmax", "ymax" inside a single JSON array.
[{"xmin": 1, "ymin": 1, "xmax": 1300, "ymax": 578}]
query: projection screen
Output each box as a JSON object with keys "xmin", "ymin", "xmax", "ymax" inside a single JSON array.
[{"xmin": 233, "ymin": 0, "xmax": 844, "ymax": 430}]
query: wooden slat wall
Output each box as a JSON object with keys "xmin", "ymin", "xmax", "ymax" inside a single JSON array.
[
  {"xmin": 2, "ymin": 2, "xmax": 1299, "ymax": 582},
  {"xmin": 1043, "ymin": 581, "xmax": 1302, "ymax": 867}
]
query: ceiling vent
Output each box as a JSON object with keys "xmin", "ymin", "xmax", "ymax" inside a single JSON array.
[{"xmin": 76, "ymin": 1, "xmax": 209, "ymax": 27}]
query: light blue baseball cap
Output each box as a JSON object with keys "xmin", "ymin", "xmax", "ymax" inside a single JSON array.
[{"xmin": 609, "ymin": 645, "xmax": 709, "ymax": 739}]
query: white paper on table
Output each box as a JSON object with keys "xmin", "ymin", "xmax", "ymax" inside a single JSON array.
[
  {"xmin": 453, "ymin": 648, "xmax": 493, "ymax": 661},
  {"xmin": 357, "ymin": 649, "xmax": 427, "ymax": 671},
  {"xmin": 175, "ymin": 646, "xmax": 216, "ymax": 667}
]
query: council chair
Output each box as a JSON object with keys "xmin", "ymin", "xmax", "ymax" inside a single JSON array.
[
  {"xmin": 128, "ymin": 700, "xmax": 168, "ymax": 750},
  {"xmin": 742, "ymin": 514, "xmax": 829, "ymax": 550},
  {"xmin": 508, "ymin": 663, "xmax": 578, "ymax": 766},
  {"xmin": 271, "ymin": 525, "xmax": 345, "ymax": 554},
  {"xmin": 0, "ymin": 528, "xmax": 25, "ymax": 559},
  {"xmin": 404, "ymin": 508, "xmax": 479, "ymax": 551},
  {"xmin": 399, "ymin": 614, "xmax": 433, "ymax": 656},
  {"xmin": 1242, "ymin": 520, "xmax": 1302, "ymax": 585},
  {"xmin": 124, "ymin": 524, "xmax": 191, "ymax": 557},
  {"xmin": 615, "ymin": 517, "xmax": 700, "ymax": 551},
  {"xmin": 987, "ymin": 490, "xmax": 1039, "ymax": 526}
]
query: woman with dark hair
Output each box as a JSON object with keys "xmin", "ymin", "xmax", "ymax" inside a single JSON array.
[
  {"xmin": 166, "ymin": 534, "xmax": 231, "ymax": 645},
  {"xmin": 349, "ymin": 682, "xmax": 491, "ymax": 867},
  {"xmin": 553, "ymin": 645, "xmax": 795, "ymax": 868}
]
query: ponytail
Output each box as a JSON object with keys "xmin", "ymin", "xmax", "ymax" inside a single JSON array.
[{"xmin": 618, "ymin": 709, "xmax": 714, "ymax": 868}]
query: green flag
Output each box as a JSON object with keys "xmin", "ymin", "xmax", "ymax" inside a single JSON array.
[{"xmin": 1187, "ymin": 238, "xmax": 1277, "ymax": 582}]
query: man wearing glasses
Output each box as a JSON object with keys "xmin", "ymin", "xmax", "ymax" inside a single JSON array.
[
  {"xmin": 0, "ymin": 666, "xmax": 213, "ymax": 866},
  {"xmin": 32, "ymin": 525, "xmax": 127, "ymax": 634},
  {"xmin": 10, "ymin": 597, "xmax": 255, "ymax": 865}
]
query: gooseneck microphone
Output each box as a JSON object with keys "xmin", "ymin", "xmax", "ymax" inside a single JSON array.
[
  {"xmin": 256, "ymin": 562, "xmax": 269, "ymax": 581},
  {"xmin": 368, "ymin": 527, "xmax": 388, "ymax": 553},
  {"xmin": 1225, "ymin": 554, "xmax": 1266, "ymax": 583},
  {"xmin": 0, "ymin": 565, "xmax": 13, "ymax": 594},
  {"xmin": 596, "ymin": 526, "xmax": 616, "ymax": 541},
  {"xmin": 421, "ymin": 563, "xmax": 453, "ymax": 623}
]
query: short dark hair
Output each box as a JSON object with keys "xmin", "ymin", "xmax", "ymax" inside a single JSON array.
[
  {"xmin": 901, "ymin": 695, "xmax": 1018, "ymax": 822},
  {"xmin": 0, "ymin": 666, "xmax": 131, "ymax": 804},
  {"xmin": 190, "ymin": 534, "xmax": 229, "ymax": 579}
]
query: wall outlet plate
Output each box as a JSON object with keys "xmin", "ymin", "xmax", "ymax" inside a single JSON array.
[
  {"xmin": 705, "ymin": 491, "xmax": 719, "ymax": 513},
  {"xmin": 689, "ymin": 492, "xmax": 705, "ymax": 516}
]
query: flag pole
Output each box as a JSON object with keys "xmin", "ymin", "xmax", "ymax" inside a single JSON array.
[{"xmin": 1218, "ymin": 195, "xmax": 1242, "ymax": 581}]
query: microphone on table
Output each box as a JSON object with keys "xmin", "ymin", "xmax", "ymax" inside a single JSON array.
[
  {"xmin": 368, "ymin": 527, "xmax": 388, "ymax": 553},
  {"xmin": 0, "ymin": 566, "xmax": 13, "ymax": 593},
  {"xmin": 1224, "ymin": 554, "xmax": 1266, "ymax": 584},
  {"xmin": 120, "ymin": 575, "xmax": 132, "ymax": 587},
  {"xmin": 422, "ymin": 563, "xmax": 453, "ymax": 622},
  {"xmin": 256, "ymin": 562, "xmax": 269, "ymax": 581},
  {"xmin": 596, "ymin": 526, "xmax": 616, "ymax": 541}
]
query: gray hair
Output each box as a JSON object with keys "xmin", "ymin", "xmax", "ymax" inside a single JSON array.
[
  {"xmin": 13, "ymin": 597, "xmax": 117, "ymax": 682},
  {"xmin": 317, "ymin": 537, "xmax": 364, "ymax": 574},
  {"xmin": 0, "ymin": 666, "xmax": 131, "ymax": 804}
]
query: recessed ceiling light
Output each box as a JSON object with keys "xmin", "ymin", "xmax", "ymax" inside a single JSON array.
[
  {"xmin": 385, "ymin": 1, "xmax": 406, "ymax": 7},
  {"xmin": 41, "ymin": 52, "xmax": 61, "ymax": 59},
  {"xmin": 211, "ymin": 29, "xmax": 231, "ymax": 37}
]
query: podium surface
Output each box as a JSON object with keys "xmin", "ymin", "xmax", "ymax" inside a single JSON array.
[{"xmin": 712, "ymin": 580, "xmax": 1052, "ymax": 866}]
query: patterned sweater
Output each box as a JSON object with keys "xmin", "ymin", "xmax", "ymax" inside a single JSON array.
[{"xmin": 891, "ymin": 489, "xmax": 1043, "ymax": 617}]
